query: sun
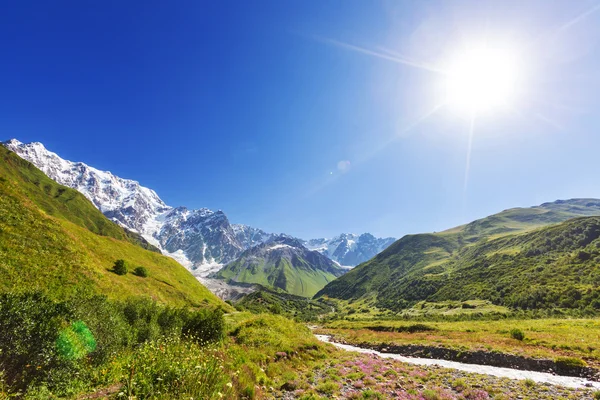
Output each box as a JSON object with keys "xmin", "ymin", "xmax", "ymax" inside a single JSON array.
[{"xmin": 445, "ymin": 47, "xmax": 518, "ymax": 114}]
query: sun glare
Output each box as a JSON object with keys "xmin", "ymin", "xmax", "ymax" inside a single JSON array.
[{"xmin": 446, "ymin": 47, "xmax": 518, "ymax": 114}]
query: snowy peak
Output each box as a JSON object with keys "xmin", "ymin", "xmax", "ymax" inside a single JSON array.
[
  {"xmin": 232, "ymin": 224, "xmax": 275, "ymax": 249},
  {"xmin": 3, "ymin": 139, "xmax": 170, "ymax": 235},
  {"xmin": 2, "ymin": 139, "xmax": 397, "ymax": 278},
  {"xmin": 303, "ymin": 233, "xmax": 396, "ymax": 267},
  {"xmin": 2, "ymin": 139, "xmax": 244, "ymax": 269}
]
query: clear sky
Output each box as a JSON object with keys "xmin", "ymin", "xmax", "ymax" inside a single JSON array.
[{"xmin": 2, "ymin": 0, "xmax": 600, "ymax": 239}]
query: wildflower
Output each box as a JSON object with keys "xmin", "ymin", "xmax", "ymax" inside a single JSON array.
[{"xmin": 227, "ymin": 382, "xmax": 233, "ymax": 388}]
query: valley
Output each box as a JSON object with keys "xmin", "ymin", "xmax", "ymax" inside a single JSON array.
[{"xmin": 2, "ymin": 141, "xmax": 600, "ymax": 399}]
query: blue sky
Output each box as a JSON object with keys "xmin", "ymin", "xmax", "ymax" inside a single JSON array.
[{"xmin": 2, "ymin": 0, "xmax": 600, "ymax": 239}]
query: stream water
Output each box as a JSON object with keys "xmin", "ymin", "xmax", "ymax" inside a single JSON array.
[{"xmin": 315, "ymin": 334, "xmax": 600, "ymax": 390}]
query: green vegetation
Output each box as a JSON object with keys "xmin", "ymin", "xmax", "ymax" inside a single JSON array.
[
  {"xmin": 113, "ymin": 259, "xmax": 128, "ymax": 275},
  {"xmin": 0, "ymin": 146, "xmax": 223, "ymax": 307},
  {"xmin": 510, "ymin": 328, "xmax": 525, "ymax": 341},
  {"xmin": 234, "ymin": 287, "xmax": 335, "ymax": 321},
  {"xmin": 0, "ymin": 293, "xmax": 225, "ymax": 395},
  {"xmin": 317, "ymin": 203, "xmax": 600, "ymax": 313},
  {"xmin": 217, "ymin": 249, "xmax": 343, "ymax": 297},
  {"xmin": 133, "ymin": 266, "xmax": 149, "ymax": 277}
]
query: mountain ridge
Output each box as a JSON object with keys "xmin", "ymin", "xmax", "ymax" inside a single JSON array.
[
  {"xmin": 216, "ymin": 234, "xmax": 346, "ymax": 297},
  {"xmin": 316, "ymin": 198, "xmax": 600, "ymax": 311},
  {"xmin": 2, "ymin": 139, "xmax": 396, "ymax": 273}
]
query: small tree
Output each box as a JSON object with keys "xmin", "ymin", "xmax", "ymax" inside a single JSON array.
[
  {"xmin": 113, "ymin": 259, "xmax": 128, "ymax": 275},
  {"xmin": 133, "ymin": 266, "xmax": 148, "ymax": 278},
  {"xmin": 510, "ymin": 328, "xmax": 525, "ymax": 341}
]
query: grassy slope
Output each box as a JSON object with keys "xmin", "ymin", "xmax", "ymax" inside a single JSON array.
[
  {"xmin": 218, "ymin": 254, "xmax": 339, "ymax": 297},
  {"xmin": 317, "ymin": 200, "xmax": 600, "ymax": 311},
  {"xmin": 0, "ymin": 146, "xmax": 224, "ymax": 308}
]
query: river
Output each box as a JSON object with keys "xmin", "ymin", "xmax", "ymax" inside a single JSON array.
[{"xmin": 315, "ymin": 334, "xmax": 600, "ymax": 390}]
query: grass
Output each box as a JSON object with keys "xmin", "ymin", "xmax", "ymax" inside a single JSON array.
[{"xmin": 320, "ymin": 318, "xmax": 600, "ymax": 368}]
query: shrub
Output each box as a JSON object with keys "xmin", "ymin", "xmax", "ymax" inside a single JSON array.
[
  {"xmin": 67, "ymin": 295, "xmax": 132, "ymax": 364},
  {"xmin": 133, "ymin": 266, "xmax": 148, "ymax": 277},
  {"xmin": 510, "ymin": 328, "xmax": 525, "ymax": 341},
  {"xmin": 123, "ymin": 298, "xmax": 161, "ymax": 343},
  {"xmin": 182, "ymin": 308, "xmax": 225, "ymax": 343},
  {"xmin": 113, "ymin": 259, "xmax": 128, "ymax": 275},
  {"xmin": 0, "ymin": 293, "xmax": 76, "ymax": 390}
]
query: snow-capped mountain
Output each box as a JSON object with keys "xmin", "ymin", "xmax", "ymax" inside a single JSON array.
[
  {"xmin": 2, "ymin": 139, "xmax": 249, "ymax": 271},
  {"xmin": 304, "ymin": 233, "xmax": 396, "ymax": 267},
  {"xmin": 3, "ymin": 139, "xmax": 170, "ymax": 236},
  {"xmin": 232, "ymin": 224, "xmax": 276, "ymax": 249},
  {"xmin": 2, "ymin": 139, "xmax": 396, "ymax": 276}
]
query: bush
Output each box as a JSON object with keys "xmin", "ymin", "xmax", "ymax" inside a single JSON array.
[
  {"xmin": 0, "ymin": 293, "xmax": 226, "ymax": 396},
  {"xmin": 510, "ymin": 328, "xmax": 525, "ymax": 341},
  {"xmin": 182, "ymin": 308, "xmax": 225, "ymax": 343},
  {"xmin": 67, "ymin": 295, "xmax": 132, "ymax": 364},
  {"xmin": 0, "ymin": 293, "xmax": 77, "ymax": 390},
  {"xmin": 133, "ymin": 266, "xmax": 148, "ymax": 277},
  {"xmin": 113, "ymin": 259, "xmax": 128, "ymax": 275}
]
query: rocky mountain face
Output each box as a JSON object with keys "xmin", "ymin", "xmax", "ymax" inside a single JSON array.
[
  {"xmin": 232, "ymin": 224, "xmax": 276, "ymax": 250},
  {"xmin": 216, "ymin": 235, "xmax": 346, "ymax": 297},
  {"xmin": 304, "ymin": 233, "xmax": 396, "ymax": 267},
  {"xmin": 2, "ymin": 139, "xmax": 396, "ymax": 279}
]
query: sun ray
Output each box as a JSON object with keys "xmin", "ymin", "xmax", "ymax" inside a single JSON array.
[
  {"xmin": 314, "ymin": 36, "xmax": 447, "ymax": 75},
  {"xmin": 525, "ymin": 1, "xmax": 600, "ymax": 50},
  {"xmin": 303, "ymin": 103, "xmax": 445, "ymax": 198},
  {"xmin": 533, "ymin": 113, "xmax": 564, "ymax": 132},
  {"xmin": 463, "ymin": 112, "xmax": 477, "ymax": 195},
  {"xmin": 556, "ymin": 1, "xmax": 600, "ymax": 34}
]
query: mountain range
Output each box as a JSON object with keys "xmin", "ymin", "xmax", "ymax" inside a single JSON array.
[{"xmin": 2, "ymin": 139, "xmax": 396, "ymax": 293}]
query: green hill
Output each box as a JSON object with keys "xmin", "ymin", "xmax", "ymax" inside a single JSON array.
[
  {"xmin": 0, "ymin": 146, "xmax": 223, "ymax": 307},
  {"xmin": 234, "ymin": 286, "xmax": 335, "ymax": 321},
  {"xmin": 216, "ymin": 236, "xmax": 345, "ymax": 297},
  {"xmin": 316, "ymin": 200, "xmax": 600, "ymax": 312}
]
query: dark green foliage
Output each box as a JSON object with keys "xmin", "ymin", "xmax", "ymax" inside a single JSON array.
[
  {"xmin": 319, "ymin": 215, "xmax": 600, "ymax": 313},
  {"xmin": 235, "ymin": 287, "xmax": 334, "ymax": 322},
  {"xmin": 181, "ymin": 308, "xmax": 225, "ymax": 343},
  {"xmin": 113, "ymin": 259, "xmax": 128, "ymax": 275},
  {"xmin": 133, "ymin": 266, "xmax": 149, "ymax": 277},
  {"xmin": 0, "ymin": 292, "xmax": 74, "ymax": 389},
  {"xmin": 0, "ymin": 292, "xmax": 225, "ymax": 394},
  {"xmin": 510, "ymin": 328, "xmax": 525, "ymax": 341}
]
